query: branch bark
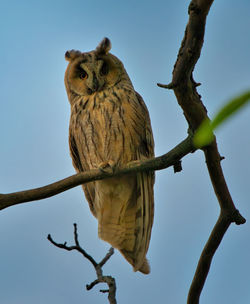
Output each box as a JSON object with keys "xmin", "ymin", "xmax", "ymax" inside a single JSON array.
[
  {"xmin": 158, "ymin": 0, "xmax": 246, "ymax": 303},
  {"xmin": 0, "ymin": 135, "xmax": 194, "ymax": 210}
]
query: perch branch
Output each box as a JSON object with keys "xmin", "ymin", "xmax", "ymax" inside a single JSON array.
[
  {"xmin": 158, "ymin": 0, "xmax": 245, "ymax": 303},
  {"xmin": 0, "ymin": 135, "xmax": 194, "ymax": 211},
  {"xmin": 48, "ymin": 223, "xmax": 117, "ymax": 304}
]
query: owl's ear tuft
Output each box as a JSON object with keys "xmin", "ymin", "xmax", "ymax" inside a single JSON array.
[
  {"xmin": 95, "ymin": 37, "xmax": 111, "ymax": 55},
  {"xmin": 65, "ymin": 50, "xmax": 82, "ymax": 62}
]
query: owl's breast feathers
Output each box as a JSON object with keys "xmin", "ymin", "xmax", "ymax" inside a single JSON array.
[{"xmin": 69, "ymin": 84, "xmax": 154, "ymax": 274}]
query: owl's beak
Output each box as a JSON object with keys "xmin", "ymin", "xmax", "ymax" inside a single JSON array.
[
  {"xmin": 87, "ymin": 72, "xmax": 102, "ymax": 95},
  {"xmin": 91, "ymin": 72, "xmax": 99, "ymax": 92}
]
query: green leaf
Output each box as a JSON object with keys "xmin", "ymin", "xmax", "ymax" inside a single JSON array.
[
  {"xmin": 193, "ymin": 91, "xmax": 250, "ymax": 148},
  {"xmin": 193, "ymin": 118, "xmax": 214, "ymax": 148}
]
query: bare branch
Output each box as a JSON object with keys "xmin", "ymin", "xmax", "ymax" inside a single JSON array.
[
  {"xmin": 158, "ymin": 0, "xmax": 246, "ymax": 302},
  {"xmin": 203, "ymin": 144, "xmax": 246, "ymax": 224},
  {"xmin": 188, "ymin": 212, "xmax": 230, "ymax": 303},
  {"xmin": 99, "ymin": 247, "xmax": 115, "ymax": 268},
  {"xmin": 48, "ymin": 224, "xmax": 117, "ymax": 304},
  {"xmin": 0, "ymin": 135, "xmax": 194, "ymax": 211}
]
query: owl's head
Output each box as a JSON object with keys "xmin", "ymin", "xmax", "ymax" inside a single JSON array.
[{"xmin": 64, "ymin": 38, "xmax": 131, "ymax": 100}]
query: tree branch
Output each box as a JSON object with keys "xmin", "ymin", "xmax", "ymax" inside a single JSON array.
[
  {"xmin": 0, "ymin": 135, "xmax": 194, "ymax": 211},
  {"xmin": 158, "ymin": 0, "xmax": 246, "ymax": 302},
  {"xmin": 187, "ymin": 212, "xmax": 230, "ymax": 303},
  {"xmin": 48, "ymin": 223, "xmax": 117, "ymax": 304}
]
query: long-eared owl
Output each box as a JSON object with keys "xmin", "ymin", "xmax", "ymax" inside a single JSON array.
[{"xmin": 64, "ymin": 38, "xmax": 155, "ymax": 274}]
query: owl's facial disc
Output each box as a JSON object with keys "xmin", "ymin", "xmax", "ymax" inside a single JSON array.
[
  {"xmin": 77, "ymin": 59, "xmax": 110, "ymax": 94},
  {"xmin": 65, "ymin": 48, "xmax": 125, "ymax": 98}
]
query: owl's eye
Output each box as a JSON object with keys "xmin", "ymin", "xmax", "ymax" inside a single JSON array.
[
  {"xmin": 100, "ymin": 61, "xmax": 109, "ymax": 76},
  {"xmin": 79, "ymin": 69, "xmax": 87, "ymax": 80}
]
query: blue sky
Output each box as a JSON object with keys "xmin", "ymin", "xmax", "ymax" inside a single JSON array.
[{"xmin": 1, "ymin": 1, "xmax": 250, "ymax": 303}]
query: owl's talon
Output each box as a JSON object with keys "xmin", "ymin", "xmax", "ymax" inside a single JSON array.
[{"xmin": 98, "ymin": 161, "xmax": 116, "ymax": 174}]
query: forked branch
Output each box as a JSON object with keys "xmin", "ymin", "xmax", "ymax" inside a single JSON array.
[
  {"xmin": 48, "ymin": 223, "xmax": 117, "ymax": 304},
  {"xmin": 158, "ymin": 0, "xmax": 246, "ymax": 303}
]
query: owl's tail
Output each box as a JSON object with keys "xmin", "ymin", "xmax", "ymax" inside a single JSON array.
[
  {"xmin": 120, "ymin": 171, "xmax": 154, "ymax": 274},
  {"xmin": 97, "ymin": 171, "xmax": 154, "ymax": 274}
]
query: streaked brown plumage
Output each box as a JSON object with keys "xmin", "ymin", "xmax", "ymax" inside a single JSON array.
[{"xmin": 64, "ymin": 38, "xmax": 154, "ymax": 274}]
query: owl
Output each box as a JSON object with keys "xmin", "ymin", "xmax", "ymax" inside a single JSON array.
[{"xmin": 64, "ymin": 38, "xmax": 155, "ymax": 274}]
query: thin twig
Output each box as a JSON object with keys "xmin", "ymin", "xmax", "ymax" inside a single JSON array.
[
  {"xmin": 48, "ymin": 224, "xmax": 117, "ymax": 304},
  {"xmin": 99, "ymin": 247, "xmax": 115, "ymax": 268}
]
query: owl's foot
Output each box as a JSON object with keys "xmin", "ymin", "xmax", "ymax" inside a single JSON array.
[{"xmin": 98, "ymin": 160, "xmax": 116, "ymax": 174}]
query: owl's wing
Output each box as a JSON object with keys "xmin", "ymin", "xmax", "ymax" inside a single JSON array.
[
  {"xmin": 120, "ymin": 92, "xmax": 155, "ymax": 274},
  {"xmin": 69, "ymin": 131, "xmax": 97, "ymax": 217},
  {"xmin": 135, "ymin": 92, "xmax": 155, "ymax": 159}
]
